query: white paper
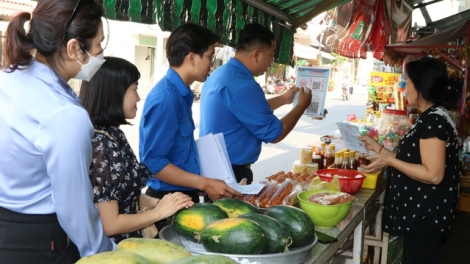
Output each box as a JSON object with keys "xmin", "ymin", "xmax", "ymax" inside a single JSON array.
[
  {"xmin": 335, "ymin": 122, "xmax": 368, "ymax": 153},
  {"xmin": 196, "ymin": 133, "xmax": 237, "ymax": 185},
  {"xmin": 228, "ymin": 183, "xmax": 265, "ymax": 195}
]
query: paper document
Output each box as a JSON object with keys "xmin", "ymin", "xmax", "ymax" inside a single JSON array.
[
  {"xmin": 336, "ymin": 122, "xmax": 368, "ymax": 153},
  {"xmin": 228, "ymin": 183, "xmax": 265, "ymax": 195},
  {"xmin": 196, "ymin": 133, "xmax": 237, "ymax": 185}
]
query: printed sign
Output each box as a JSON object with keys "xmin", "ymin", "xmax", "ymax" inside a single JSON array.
[{"xmin": 293, "ymin": 67, "xmax": 331, "ymax": 117}]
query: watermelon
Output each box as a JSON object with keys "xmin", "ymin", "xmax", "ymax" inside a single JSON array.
[
  {"xmin": 169, "ymin": 254, "xmax": 238, "ymax": 264},
  {"xmin": 76, "ymin": 251, "xmax": 150, "ymax": 264},
  {"xmin": 264, "ymin": 205, "xmax": 315, "ymax": 248},
  {"xmin": 116, "ymin": 238, "xmax": 191, "ymax": 264},
  {"xmin": 173, "ymin": 203, "xmax": 228, "ymax": 242},
  {"xmin": 212, "ymin": 198, "xmax": 259, "ymax": 218},
  {"xmin": 239, "ymin": 213, "xmax": 292, "ymax": 253},
  {"xmin": 200, "ymin": 218, "xmax": 266, "ymax": 254}
]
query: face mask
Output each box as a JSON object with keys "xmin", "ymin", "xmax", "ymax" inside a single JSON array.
[{"xmin": 74, "ymin": 51, "xmax": 105, "ymax": 82}]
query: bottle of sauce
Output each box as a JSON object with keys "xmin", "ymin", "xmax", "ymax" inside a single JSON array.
[
  {"xmin": 333, "ymin": 152, "xmax": 342, "ymax": 168},
  {"xmin": 323, "ymin": 144, "xmax": 335, "ymax": 169},
  {"xmin": 315, "ymin": 146, "xmax": 324, "ymax": 169},
  {"xmin": 348, "ymin": 151, "xmax": 357, "ymax": 170},
  {"xmin": 340, "ymin": 151, "xmax": 349, "ymax": 170},
  {"xmin": 357, "ymin": 153, "xmax": 367, "ymax": 170}
]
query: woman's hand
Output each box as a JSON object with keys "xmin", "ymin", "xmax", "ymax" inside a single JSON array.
[
  {"xmin": 152, "ymin": 192, "xmax": 194, "ymax": 220},
  {"xmin": 360, "ymin": 153, "xmax": 390, "ymax": 173},
  {"xmin": 359, "ymin": 135, "xmax": 382, "ymax": 153}
]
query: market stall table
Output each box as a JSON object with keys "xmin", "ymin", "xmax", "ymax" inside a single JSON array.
[{"xmin": 304, "ymin": 169, "xmax": 388, "ymax": 264}]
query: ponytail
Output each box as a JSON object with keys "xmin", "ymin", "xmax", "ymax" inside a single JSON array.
[{"xmin": 2, "ymin": 12, "xmax": 35, "ymax": 72}]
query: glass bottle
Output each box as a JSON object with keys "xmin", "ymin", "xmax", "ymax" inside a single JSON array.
[
  {"xmin": 315, "ymin": 146, "xmax": 324, "ymax": 169},
  {"xmin": 340, "ymin": 151, "xmax": 349, "ymax": 169},
  {"xmin": 323, "ymin": 144, "xmax": 335, "ymax": 169},
  {"xmin": 333, "ymin": 152, "xmax": 341, "ymax": 168},
  {"xmin": 348, "ymin": 151, "xmax": 357, "ymax": 170}
]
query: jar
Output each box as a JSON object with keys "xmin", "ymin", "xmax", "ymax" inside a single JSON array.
[
  {"xmin": 312, "ymin": 155, "xmax": 322, "ymax": 167},
  {"xmin": 375, "ymin": 109, "xmax": 411, "ymax": 149},
  {"xmin": 292, "ymin": 160, "xmax": 306, "ymax": 174},
  {"xmin": 305, "ymin": 163, "xmax": 319, "ymax": 175},
  {"xmin": 299, "ymin": 147, "xmax": 313, "ymax": 164}
]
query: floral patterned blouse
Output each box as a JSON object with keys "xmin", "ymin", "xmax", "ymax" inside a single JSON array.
[
  {"xmin": 383, "ymin": 106, "xmax": 460, "ymax": 237},
  {"xmin": 89, "ymin": 126, "xmax": 153, "ymax": 243}
]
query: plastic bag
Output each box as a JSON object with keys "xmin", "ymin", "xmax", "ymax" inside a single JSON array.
[
  {"xmin": 307, "ymin": 176, "xmax": 341, "ymax": 191},
  {"xmin": 387, "ymin": 235, "xmax": 403, "ymax": 264}
]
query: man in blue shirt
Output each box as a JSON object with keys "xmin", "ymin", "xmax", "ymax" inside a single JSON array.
[
  {"xmin": 139, "ymin": 24, "xmax": 240, "ymax": 229},
  {"xmin": 199, "ymin": 23, "xmax": 312, "ymax": 184}
]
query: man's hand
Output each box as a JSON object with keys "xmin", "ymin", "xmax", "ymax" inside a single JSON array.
[
  {"xmin": 296, "ymin": 87, "xmax": 312, "ymax": 109},
  {"xmin": 281, "ymin": 87, "xmax": 299, "ymax": 104},
  {"xmin": 202, "ymin": 178, "xmax": 242, "ymax": 201}
]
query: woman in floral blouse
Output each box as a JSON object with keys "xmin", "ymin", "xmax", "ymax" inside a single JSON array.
[
  {"xmin": 80, "ymin": 57, "xmax": 193, "ymax": 243},
  {"xmin": 360, "ymin": 57, "xmax": 460, "ymax": 264}
]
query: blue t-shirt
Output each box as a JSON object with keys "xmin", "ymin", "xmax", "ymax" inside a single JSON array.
[
  {"xmin": 199, "ymin": 58, "xmax": 283, "ymax": 165},
  {"xmin": 139, "ymin": 68, "xmax": 199, "ymax": 191}
]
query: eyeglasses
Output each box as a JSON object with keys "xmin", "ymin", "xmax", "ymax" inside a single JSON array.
[
  {"xmin": 66, "ymin": 0, "xmax": 82, "ymax": 31},
  {"xmin": 202, "ymin": 54, "xmax": 216, "ymax": 64}
]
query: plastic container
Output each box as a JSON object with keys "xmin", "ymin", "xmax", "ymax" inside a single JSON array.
[
  {"xmin": 298, "ymin": 190, "xmax": 352, "ymax": 228},
  {"xmin": 305, "ymin": 163, "xmax": 319, "ymax": 176},
  {"xmin": 361, "ymin": 172, "xmax": 380, "ymax": 189},
  {"xmin": 292, "ymin": 160, "xmax": 306, "ymax": 174},
  {"xmin": 299, "ymin": 147, "xmax": 313, "ymax": 164},
  {"xmin": 375, "ymin": 109, "xmax": 411, "ymax": 149},
  {"xmin": 315, "ymin": 169, "xmax": 366, "ymax": 194}
]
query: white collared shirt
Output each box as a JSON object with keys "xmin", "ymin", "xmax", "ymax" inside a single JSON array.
[{"xmin": 0, "ymin": 60, "xmax": 115, "ymax": 256}]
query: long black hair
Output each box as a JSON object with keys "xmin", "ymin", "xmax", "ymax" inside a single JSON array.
[{"xmin": 80, "ymin": 56, "xmax": 140, "ymax": 127}]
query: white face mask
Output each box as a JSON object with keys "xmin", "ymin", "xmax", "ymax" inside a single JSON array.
[{"xmin": 74, "ymin": 51, "xmax": 105, "ymax": 82}]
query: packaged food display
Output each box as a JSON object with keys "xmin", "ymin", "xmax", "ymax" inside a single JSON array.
[
  {"xmin": 265, "ymin": 181, "xmax": 294, "ymax": 208},
  {"xmin": 375, "ymin": 109, "xmax": 411, "ymax": 149}
]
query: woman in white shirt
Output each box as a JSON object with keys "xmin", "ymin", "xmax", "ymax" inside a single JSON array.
[{"xmin": 0, "ymin": 0, "xmax": 114, "ymax": 263}]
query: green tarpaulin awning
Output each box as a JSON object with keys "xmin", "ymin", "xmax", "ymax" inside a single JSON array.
[{"xmin": 99, "ymin": 0, "xmax": 351, "ymax": 65}]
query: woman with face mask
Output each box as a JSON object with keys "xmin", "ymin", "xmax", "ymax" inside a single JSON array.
[
  {"xmin": 0, "ymin": 0, "xmax": 114, "ymax": 263},
  {"xmin": 79, "ymin": 57, "xmax": 194, "ymax": 244}
]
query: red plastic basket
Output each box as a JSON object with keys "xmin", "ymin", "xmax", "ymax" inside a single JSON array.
[{"xmin": 315, "ymin": 169, "xmax": 366, "ymax": 194}]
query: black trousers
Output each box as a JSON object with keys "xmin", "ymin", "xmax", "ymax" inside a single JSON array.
[
  {"xmin": 145, "ymin": 187, "xmax": 201, "ymax": 231},
  {"xmin": 402, "ymin": 217, "xmax": 444, "ymax": 264},
  {"xmin": 0, "ymin": 207, "xmax": 80, "ymax": 264},
  {"xmin": 231, "ymin": 165, "xmax": 253, "ymax": 184}
]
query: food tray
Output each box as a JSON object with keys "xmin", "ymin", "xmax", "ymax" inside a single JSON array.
[{"xmin": 159, "ymin": 224, "xmax": 317, "ymax": 264}]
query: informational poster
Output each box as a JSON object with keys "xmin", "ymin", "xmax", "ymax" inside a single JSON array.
[{"xmin": 294, "ymin": 67, "xmax": 331, "ymax": 118}]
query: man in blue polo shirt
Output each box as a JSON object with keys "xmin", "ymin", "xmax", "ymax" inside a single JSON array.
[
  {"xmin": 199, "ymin": 23, "xmax": 312, "ymax": 184},
  {"xmin": 139, "ymin": 23, "xmax": 240, "ymax": 230}
]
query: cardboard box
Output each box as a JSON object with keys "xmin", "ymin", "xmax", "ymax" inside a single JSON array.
[{"xmin": 457, "ymin": 178, "xmax": 470, "ymax": 213}]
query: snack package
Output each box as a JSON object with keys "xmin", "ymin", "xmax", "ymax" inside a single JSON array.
[
  {"xmin": 255, "ymin": 183, "xmax": 278, "ymax": 208},
  {"xmin": 281, "ymin": 190, "xmax": 300, "ymax": 206},
  {"xmin": 307, "ymin": 192, "xmax": 357, "ymax": 205},
  {"xmin": 265, "ymin": 181, "xmax": 294, "ymax": 208},
  {"xmin": 242, "ymin": 183, "xmax": 268, "ymax": 204}
]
